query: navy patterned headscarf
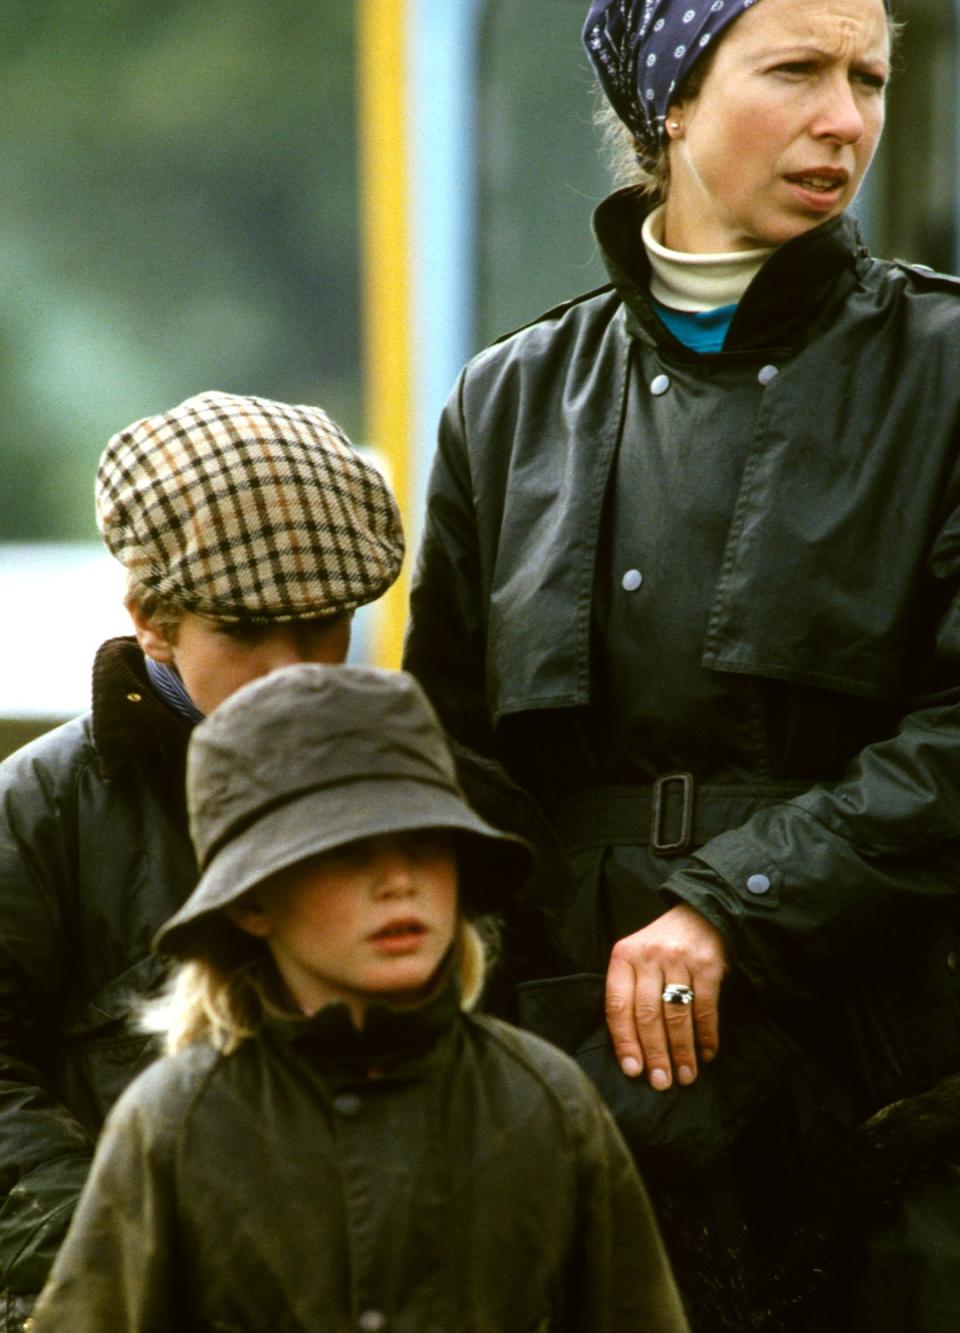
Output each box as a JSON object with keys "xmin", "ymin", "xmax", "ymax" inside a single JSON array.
[{"xmin": 583, "ymin": 0, "xmax": 891, "ymax": 156}]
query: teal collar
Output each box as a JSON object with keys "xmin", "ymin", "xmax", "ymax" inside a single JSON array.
[{"xmin": 649, "ymin": 299, "xmax": 737, "ymax": 354}]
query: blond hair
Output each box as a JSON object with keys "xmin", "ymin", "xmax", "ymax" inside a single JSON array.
[
  {"xmin": 124, "ymin": 571, "xmax": 184, "ymax": 642},
  {"xmin": 591, "ymin": 36, "xmax": 719, "ymax": 203},
  {"xmin": 593, "ymin": 93, "xmax": 666, "ymax": 200},
  {"xmin": 142, "ymin": 917, "xmax": 492, "ymax": 1056}
]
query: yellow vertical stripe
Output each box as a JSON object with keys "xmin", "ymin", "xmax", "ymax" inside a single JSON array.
[{"xmin": 358, "ymin": 0, "xmax": 412, "ymax": 668}]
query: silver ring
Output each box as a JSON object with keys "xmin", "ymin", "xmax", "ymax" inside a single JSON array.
[{"xmin": 662, "ymin": 983, "xmax": 694, "ymax": 1006}]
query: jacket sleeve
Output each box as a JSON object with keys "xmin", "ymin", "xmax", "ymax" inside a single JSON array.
[
  {"xmin": 664, "ymin": 492, "xmax": 960, "ymax": 1000},
  {"xmin": 0, "ymin": 736, "xmax": 97, "ymax": 1308},
  {"xmin": 405, "ymin": 372, "xmax": 496, "ymax": 755},
  {"xmin": 404, "ymin": 379, "xmax": 577, "ymax": 1003},
  {"xmin": 569, "ymin": 1075, "xmax": 690, "ymax": 1333},
  {"xmin": 30, "ymin": 1070, "xmax": 181, "ymax": 1333}
]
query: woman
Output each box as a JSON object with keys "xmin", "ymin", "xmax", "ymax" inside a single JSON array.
[{"xmin": 405, "ymin": 0, "xmax": 960, "ymax": 1328}]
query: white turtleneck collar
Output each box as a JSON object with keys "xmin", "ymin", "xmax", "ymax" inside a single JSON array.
[{"xmin": 642, "ymin": 205, "xmax": 774, "ymax": 312}]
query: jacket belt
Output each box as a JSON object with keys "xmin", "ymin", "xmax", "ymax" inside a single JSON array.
[{"xmin": 552, "ymin": 774, "xmax": 814, "ymax": 858}]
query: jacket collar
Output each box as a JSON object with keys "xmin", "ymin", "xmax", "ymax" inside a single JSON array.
[
  {"xmin": 593, "ymin": 187, "xmax": 869, "ymax": 358},
  {"xmin": 269, "ymin": 961, "xmax": 462, "ymax": 1077},
  {"xmin": 92, "ymin": 636, "xmax": 195, "ymax": 780}
]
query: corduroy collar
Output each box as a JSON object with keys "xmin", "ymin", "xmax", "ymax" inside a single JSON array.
[
  {"xmin": 91, "ymin": 636, "xmax": 195, "ymax": 781},
  {"xmin": 594, "ymin": 187, "xmax": 869, "ymax": 359}
]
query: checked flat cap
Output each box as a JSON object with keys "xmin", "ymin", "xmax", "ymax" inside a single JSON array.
[{"xmin": 96, "ymin": 391, "xmax": 404, "ymax": 622}]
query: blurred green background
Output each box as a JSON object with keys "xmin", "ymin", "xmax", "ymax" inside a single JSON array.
[
  {"xmin": 1, "ymin": 0, "xmax": 955, "ymax": 544},
  {"xmin": 0, "ymin": 0, "xmax": 956, "ymax": 745},
  {"xmin": 0, "ymin": 1, "xmax": 361, "ymax": 542}
]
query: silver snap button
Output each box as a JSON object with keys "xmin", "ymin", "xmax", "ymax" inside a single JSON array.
[
  {"xmin": 358, "ymin": 1312, "xmax": 387, "ymax": 1332},
  {"xmin": 746, "ymin": 873, "xmax": 772, "ymax": 895},
  {"xmin": 757, "ymin": 364, "xmax": 779, "ymax": 386},
  {"xmin": 333, "ymin": 1093, "xmax": 362, "ymax": 1117},
  {"xmin": 621, "ymin": 569, "xmax": 644, "ymax": 592},
  {"xmin": 650, "ymin": 373, "xmax": 671, "ymax": 396}
]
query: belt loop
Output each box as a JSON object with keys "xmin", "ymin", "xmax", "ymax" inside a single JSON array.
[{"xmin": 651, "ymin": 771, "xmax": 696, "ymax": 856}]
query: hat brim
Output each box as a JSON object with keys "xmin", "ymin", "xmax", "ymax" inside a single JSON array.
[{"xmin": 156, "ymin": 777, "xmax": 532, "ymax": 959}]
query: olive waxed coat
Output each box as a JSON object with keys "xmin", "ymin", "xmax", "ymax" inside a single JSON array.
[
  {"xmin": 404, "ymin": 189, "xmax": 960, "ymax": 1327},
  {"xmin": 32, "ymin": 978, "xmax": 688, "ymax": 1333},
  {"xmin": 0, "ymin": 639, "xmax": 194, "ymax": 1327},
  {"xmin": 406, "ymin": 188, "xmax": 960, "ymax": 1094}
]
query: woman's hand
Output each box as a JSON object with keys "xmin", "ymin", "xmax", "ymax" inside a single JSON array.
[{"xmin": 605, "ymin": 904, "xmax": 729, "ymax": 1091}]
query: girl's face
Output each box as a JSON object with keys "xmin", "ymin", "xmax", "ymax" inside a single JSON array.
[
  {"xmin": 663, "ymin": 0, "xmax": 890, "ymax": 253},
  {"xmin": 228, "ymin": 830, "xmax": 459, "ymax": 1023}
]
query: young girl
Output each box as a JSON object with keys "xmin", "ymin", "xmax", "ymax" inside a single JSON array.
[{"xmin": 31, "ymin": 664, "xmax": 688, "ymax": 1333}]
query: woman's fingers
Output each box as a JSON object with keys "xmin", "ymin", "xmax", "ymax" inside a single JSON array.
[
  {"xmin": 626, "ymin": 966, "xmax": 696, "ymax": 1091},
  {"xmin": 605, "ymin": 951, "xmax": 646, "ymax": 1079},
  {"xmin": 660, "ymin": 972, "xmax": 698, "ymax": 1086},
  {"xmin": 604, "ymin": 904, "xmax": 730, "ymax": 1091},
  {"xmin": 692, "ymin": 977, "xmax": 721, "ymax": 1065},
  {"xmin": 606, "ymin": 953, "xmax": 693, "ymax": 1091}
]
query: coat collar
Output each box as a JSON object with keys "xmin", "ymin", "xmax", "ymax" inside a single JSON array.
[
  {"xmin": 91, "ymin": 636, "xmax": 194, "ymax": 780},
  {"xmin": 266, "ymin": 960, "xmax": 462, "ymax": 1078},
  {"xmin": 593, "ymin": 187, "xmax": 869, "ymax": 357}
]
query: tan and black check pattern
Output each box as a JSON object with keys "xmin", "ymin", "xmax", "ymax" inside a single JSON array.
[{"xmin": 96, "ymin": 391, "xmax": 404, "ymax": 622}]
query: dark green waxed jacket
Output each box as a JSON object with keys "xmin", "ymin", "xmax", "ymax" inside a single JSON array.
[
  {"xmin": 406, "ymin": 190, "xmax": 960, "ymax": 1075},
  {"xmin": 0, "ymin": 640, "xmax": 194, "ymax": 1327},
  {"xmin": 31, "ymin": 980, "xmax": 688, "ymax": 1333},
  {"xmin": 404, "ymin": 190, "xmax": 960, "ymax": 1325}
]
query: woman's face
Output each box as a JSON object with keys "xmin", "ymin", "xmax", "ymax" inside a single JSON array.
[{"xmin": 663, "ymin": 0, "xmax": 890, "ymax": 253}]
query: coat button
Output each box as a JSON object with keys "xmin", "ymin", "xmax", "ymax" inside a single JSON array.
[
  {"xmin": 757, "ymin": 364, "xmax": 779, "ymax": 386},
  {"xmin": 126, "ymin": 692, "xmax": 143, "ymax": 704},
  {"xmin": 621, "ymin": 569, "xmax": 644, "ymax": 592},
  {"xmin": 358, "ymin": 1312, "xmax": 387, "ymax": 1332},
  {"xmin": 333, "ymin": 1093, "xmax": 362, "ymax": 1117},
  {"xmin": 650, "ymin": 373, "xmax": 671, "ymax": 395},
  {"xmin": 746, "ymin": 873, "xmax": 772, "ymax": 895},
  {"xmin": 947, "ymin": 950, "xmax": 959, "ymax": 975}
]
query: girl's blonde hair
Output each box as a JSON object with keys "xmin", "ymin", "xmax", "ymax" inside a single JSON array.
[{"xmin": 142, "ymin": 917, "xmax": 493, "ymax": 1056}]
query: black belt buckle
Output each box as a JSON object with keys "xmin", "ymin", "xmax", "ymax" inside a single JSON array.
[{"xmin": 650, "ymin": 771, "xmax": 695, "ymax": 856}]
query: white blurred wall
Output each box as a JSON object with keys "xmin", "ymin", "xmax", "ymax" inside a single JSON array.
[{"xmin": 0, "ymin": 543, "xmax": 383, "ymax": 724}]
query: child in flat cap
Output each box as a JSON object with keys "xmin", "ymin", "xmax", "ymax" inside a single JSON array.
[
  {"xmin": 0, "ymin": 392, "xmax": 404, "ymax": 1324},
  {"xmin": 32, "ymin": 665, "xmax": 688, "ymax": 1333}
]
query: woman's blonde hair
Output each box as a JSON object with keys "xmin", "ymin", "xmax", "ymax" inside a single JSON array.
[
  {"xmin": 592, "ymin": 38, "xmax": 719, "ymax": 202},
  {"xmin": 142, "ymin": 916, "xmax": 493, "ymax": 1056}
]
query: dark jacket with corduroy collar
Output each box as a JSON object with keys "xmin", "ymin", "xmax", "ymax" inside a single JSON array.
[{"xmin": 0, "ymin": 638, "xmax": 195, "ymax": 1326}]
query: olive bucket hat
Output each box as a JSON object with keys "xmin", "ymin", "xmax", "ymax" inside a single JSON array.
[{"xmin": 155, "ymin": 664, "xmax": 533, "ymax": 959}]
